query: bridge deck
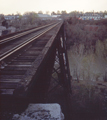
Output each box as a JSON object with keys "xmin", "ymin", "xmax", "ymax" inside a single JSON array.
[{"xmin": 0, "ymin": 22, "xmax": 62, "ymax": 97}]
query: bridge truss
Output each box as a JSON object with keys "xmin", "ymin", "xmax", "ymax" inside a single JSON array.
[{"xmin": 29, "ymin": 23, "xmax": 72, "ymax": 119}]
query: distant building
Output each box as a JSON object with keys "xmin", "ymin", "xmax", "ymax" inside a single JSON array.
[
  {"xmin": 8, "ymin": 26, "xmax": 16, "ymax": 33},
  {"xmin": 0, "ymin": 26, "xmax": 6, "ymax": 36},
  {"xmin": 104, "ymin": 15, "xmax": 107, "ymax": 19},
  {"xmin": 38, "ymin": 14, "xmax": 52, "ymax": 20},
  {"xmin": 79, "ymin": 14, "xmax": 103, "ymax": 20},
  {"xmin": 37, "ymin": 13, "xmax": 62, "ymax": 20},
  {"xmin": 51, "ymin": 15, "xmax": 61, "ymax": 18},
  {"xmin": 51, "ymin": 14, "xmax": 63, "ymax": 20},
  {"xmin": 4, "ymin": 15, "xmax": 19, "ymax": 20}
]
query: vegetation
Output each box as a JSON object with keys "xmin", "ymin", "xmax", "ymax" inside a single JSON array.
[
  {"xmin": 23, "ymin": 11, "xmax": 38, "ymax": 25},
  {"xmin": 0, "ymin": 12, "xmax": 53, "ymax": 33},
  {"xmin": 65, "ymin": 17, "xmax": 107, "ymax": 119},
  {"xmin": 71, "ymin": 80, "xmax": 107, "ymax": 120},
  {"xmin": 66, "ymin": 18, "xmax": 107, "ymax": 81},
  {"xmin": 65, "ymin": 18, "xmax": 107, "ymax": 53},
  {"xmin": 10, "ymin": 11, "xmax": 47, "ymax": 31}
]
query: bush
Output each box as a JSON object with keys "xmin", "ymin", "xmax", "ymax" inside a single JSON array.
[{"xmin": 65, "ymin": 18, "xmax": 107, "ymax": 53}]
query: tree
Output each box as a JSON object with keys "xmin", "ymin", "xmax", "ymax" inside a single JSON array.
[
  {"xmin": 46, "ymin": 11, "xmax": 49, "ymax": 15},
  {"xmin": 23, "ymin": 11, "xmax": 38, "ymax": 25},
  {"xmin": 38, "ymin": 11, "xmax": 43, "ymax": 14},
  {"xmin": 51, "ymin": 11, "xmax": 56, "ymax": 15},
  {"xmin": 57, "ymin": 10, "xmax": 61, "ymax": 15},
  {"xmin": 0, "ymin": 14, "xmax": 4, "ymax": 21},
  {"xmin": 16, "ymin": 12, "xmax": 22, "ymax": 20},
  {"xmin": 103, "ymin": 10, "xmax": 107, "ymax": 17},
  {"xmin": 69, "ymin": 11, "xmax": 79, "ymax": 17},
  {"xmin": 61, "ymin": 10, "xmax": 67, "ymax": 15}
]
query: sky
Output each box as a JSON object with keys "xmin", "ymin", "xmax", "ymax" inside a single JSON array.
[{"xmin": 0, "ymin": 0, "xmax": 107, "ymax": 15}]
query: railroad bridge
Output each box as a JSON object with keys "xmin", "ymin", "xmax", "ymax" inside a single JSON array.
[{"xmin": 0, "ymin": 22, "xmax": 72, "ymax": 118}]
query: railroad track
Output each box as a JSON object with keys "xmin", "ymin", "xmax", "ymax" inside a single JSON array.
[
  {"xmin": 0, "ymin": 21, "xmax": 63, "ymax": 97},
  {"xmin": 0, "ymin": 22, "xmax": 59, "ymax": 62},
  {"xmin": 0, "ymin": 22, "xmax": 56, "ymax": 44}
]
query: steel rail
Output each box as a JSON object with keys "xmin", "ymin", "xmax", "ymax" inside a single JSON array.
[
  {"xmin": 0, "ymin": 22, "xmax": 56, "ymax": 44},
  {"xmin": 0, "ymin": 23, "xmax": 60, "ymax": 61}
]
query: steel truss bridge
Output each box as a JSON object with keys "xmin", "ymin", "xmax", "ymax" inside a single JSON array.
[{"xmin": 0, "ymin": 21, "xmax": 72, "ymax": 119}]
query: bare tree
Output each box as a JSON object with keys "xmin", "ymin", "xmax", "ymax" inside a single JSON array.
[
  {"xmin": 38, "ymin": 11, "xmax": 43, "ymax": 14},
  {"xmin": 23, "ymin": 12, "xmax": 38, "ymax": 25},
  {"xmin": 46, "ymin": 11, "xmax": 49, "ymax": 15},
  {"xmin": 57, "ymin": 10, "xmax": 61, "ymax": 15},
  {"xmin": 51, "ymin": 11, "xmax": 56, "ymax": 15},
  {"xmin": 0, "ymin": 14, "xmax": 4, "ymax": 21},
  {"xmin": 61, "ymin": 10, "xmax": 67, "ymax": 15}
]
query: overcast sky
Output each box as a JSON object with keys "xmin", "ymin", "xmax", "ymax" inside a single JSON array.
[{"xmin": 0, "ymin": 0, "xmax": 107, "ymax": 15}]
